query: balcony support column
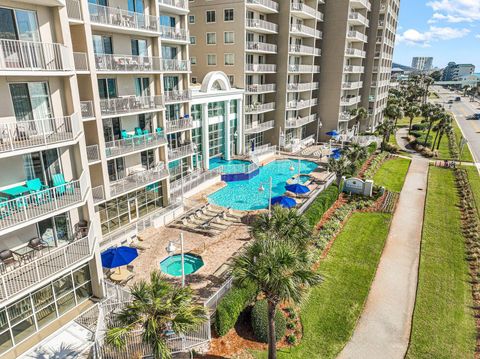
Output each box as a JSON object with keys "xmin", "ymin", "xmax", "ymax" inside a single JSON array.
[
  {"xmin": 237, "ymin": 97, "xmax": 244, "ymax": 155},
  {"xmin": 224, "ymin": 100, "xmax": 231, "ymax": 161},
  {"xmin": 201, "ymin": 104, "xmax": 209, "ymax": 170}
]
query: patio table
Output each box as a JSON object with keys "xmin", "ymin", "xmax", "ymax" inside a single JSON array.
[
  {"xmin": 1, "ymin": 186, "xmax": 29, "ymax": 198},
  {"xmin": 13, "ymin": 246, "xmax": 35, "ymax": 264}
]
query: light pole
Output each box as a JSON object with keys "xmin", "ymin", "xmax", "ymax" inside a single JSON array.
[
  {"xmin": 258, "ymin": 176, "xmax": 273, "ymax": 216},
  {"xmin": 166, "ymin": 232, "xmax": 185, "ymax": 287}
]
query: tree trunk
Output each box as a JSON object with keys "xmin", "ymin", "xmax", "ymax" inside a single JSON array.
[
  {"xmin": 436, "ymin": 132, "xmax": 444, "ymax": 150},
  {"xmin": 408, "ymin": 117, "xmax": 413, "ymax": 135},
  {"xmin": 432, "ymin": 130, "xmax": 440, "ymax": 149},
  {"xmin": 267, "ymin": 300, "xmax": 277, "ymax": 359},
  {"xmin": 424, "ymin": 121, "xmax": 433, "ymax": 147}
]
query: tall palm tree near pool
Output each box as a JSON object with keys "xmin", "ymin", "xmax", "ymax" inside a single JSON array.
[
  {"xmin": 350, "ymin": 107, "xmax": 368, "ymax": 134},
  {"xmin": 421, "ymin": 103, "xmax": 442, "ymax": 147},
  {"xmin": 327, "ymin": 156, "xmax": 351, "ymax": 187},
  {"xmin": 105, "ymin": 270, "xmax": 207, "ymax": 359},
  {"xmin": 230, "ymin": 238, "xmax": 321, "ymax": 359},
  {"xmin": 404, "ymin": 103, "xmax": 421, "ymax": 135}
]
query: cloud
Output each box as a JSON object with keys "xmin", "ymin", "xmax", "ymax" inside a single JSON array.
[
  {"xmin": 476, "ymin": 34, "xmax": 480, "ymax": 39},
  {"xmin": 427, "ymin": 0, "xmax": 480, "ymax": 23},
  {"xmin": 397, "ymin": 26, "xmax": 470, "ymax": 46}
]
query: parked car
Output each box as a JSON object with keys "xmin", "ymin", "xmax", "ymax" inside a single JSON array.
[
  {"xmin": 447, "ymin": 100, "xmax": 454, "ymax": 104},
  {"xmin": 455, "ymin": 97, "xmax": 461, "ymax": 102}
]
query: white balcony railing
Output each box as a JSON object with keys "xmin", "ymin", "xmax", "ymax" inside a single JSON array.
[
  {"xmin": 159, "ymin": 25, "xmax": 189, "ymax": 42},
  {"xmin": 165, "ymin": 119, "xmax": 194, "ymax": 133},
  {"xmin": 162, "ymin": 59, "xmax": 190, "ymax": 72},
  {"xmin": 110, "ymin": 164, "xmax": 169, "ymax": 197},
  {"xmin": 0, "ymin": 39, "xmax": 72, "ymax": 72},
  {"xmin": 347, "ymin": 30, "xmax": 368, "ymax": 42},
  {"xmin": 348, "ymin": 12, "xmax": 369, "ymax": 26},
  {"xmin": 0, "ymin": 171, "xmax": 89, "ymax": 232},
  {"xmin": 158, "ymin": 0, "xmax": 188, "ymax": 11},
  {"xmin": 245, "ymin": 120, "xmax": 275, "ymax": 134},
  {"xmin": 291, "ymin": 1, "xmax": 323, "ymax": 19},
  {"xmin": 345, "ymin": 48, "xmax": 366, "ymax": 57},
  {"xmin": 168, "ymin": 144, "xmax": 194, "ymax": 161},
  {"xmin": 286, "ymin": 114, "xmax": 318, "ymax": 128},
  {"xmin": 351, "ymin": 0, "xmax": 372, "ymax": 10},
  {"xmin": 0, "ymin": 115, "xmax": 82, "ymax": 155},
  {"xmin": 290, "ymin": 24, "xmax": 322, "ymax": 38},
  {"xmin": 246, "ymin": 0, "xmax": 279, "ymax": 12},
  {"xmin": 245, "ymin": 18, "xmax": 278, "ymax": 33},
  {"xmin": 164, "ymin": 90, "xmax": 192, "ymax": 103},
  {"xmin": 80, "ymin": 101, "xmax": 95, "ymax": 119},
  {"xmin": 95, "ymin": 53, "xmax": 161, "ymax": 72},
  {"xmin": 88, "ymin": 3, "xmax": 160, "ymax": 33},
  {"xmin": 73, "ymin": 52, "xmax": 88, "ymax": 71},
  {"xmin": 86, "ymin": 144, "xmax": 100, "ymax": 162},
  {"xmin": 105, "ymin": 132, "xmax": 167, "ymax": 158},
  {"xmin": 339, "ymin": 112, "xmax": 353, "ymax": 121},
  {"xmin": 342, "ymin": 81, "xmax": 364, "ymax": 89},
  {"xmin": 100, "ymin": 96, "xmax": 165, "ymax": 116},
  {"xmin": 286, "ymin": 98, "xmax": 318, "ymax": 110},
  {"xmin": 289, "ymin": 44, "xmax": 321, "ymax": 56},
  {"xmin": 246, "ymin": 42, "xmax": 277, "ymax": 53},
  {"xmin": 92, "ymin": 185, "xmax": 105, "ymax": 203},
  {"xmin": 288, "ymin": 64, "xmax": 320, "ymax": 73},
  {"xmin": 66, "ymin": 0, "xmax": 83, "ymax": 20},
  {"xmin": 344, "ymin": 65, "xmax": 365, "ymax": 73},
  {"xmin": 287, "ymin": 82, "xmax": 318, "ymax": 92},
  {"xmin": 245, "ymin": 102, "xmax": 275, "ymax": 114},
  {"xmin": 0, "ymin": 225, "xmax": 95, "ymax": 302},
  {"xmin": 245, "ymin": 84, "xmax": 276, "ymax": 93},
  {"xmin": 245, "ymin": 64, "xmax": 277, "ymax": 72},
  {"xmin": 340, "ymin": 95, "xmax": 362, "ymax": 106}
]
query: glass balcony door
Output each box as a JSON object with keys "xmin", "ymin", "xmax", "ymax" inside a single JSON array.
[
  {"xmin": 128, "ymin": 198, "xmax": 138, "ymax": 222},
  {"xmin": 9, "ymin": 82, "xmax": 53, "ymax": 122}
]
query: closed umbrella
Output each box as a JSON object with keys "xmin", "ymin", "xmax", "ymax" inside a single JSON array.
[
  {"xmin": 271, "ymin": 196, "xmax": 297, "ymax": 208},
  {"xmin": 285, "ymin": 184, "xmax": 310, "ymax": 194}
]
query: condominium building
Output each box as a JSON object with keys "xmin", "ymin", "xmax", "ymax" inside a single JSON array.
[
  {"xmin": 0, "ymin": 0, "xmax": 247, "ymax": 357},
  {"xmin": 411, "ymin": 56, "xmax": 433, "ymax": 72},
  {"xmin": 442, "ymin": 62, "xmax": 476, "ymax": 81}
]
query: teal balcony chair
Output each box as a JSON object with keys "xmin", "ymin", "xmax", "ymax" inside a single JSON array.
[
  {"xmin": 121, "ymin": 130, "xmax": 131, "ymax": 140},
  {"xmin": 52, "ymin": 174, "xmax": 74, "ymax": 196},
  {"xmin": 26, "ymin": 178, "xmax": 48, "ymax": 193}
]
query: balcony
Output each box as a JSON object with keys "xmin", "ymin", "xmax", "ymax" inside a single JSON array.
[
  {"xmin": 286, "ymin": 114, "xmax": 318, "ymax": 128},
  {"xmin": 159, "ymin": 26, "xmax": 189, "ymax": 43},
  {"xmin": 105, "ymin": 132, "xmax": 167, "ymax": 158},
  {"xmin": 0, "ymin": 39, "xmax": 72, "ymax": 75},
  {"xmin": 168, "ymin": 144, "xmax": 194, "ymax": 161},
  {"xmin": 100, "ymin": 96, "xmax": 165, "ymax": 117},
  {"xmin": 245, "ymin": 102, "xmax": 275, "ymax": 114},
  {"xmin": 344, "ymin": 65, "xmax": 364, "ymax": 73},
  {"xmin": 245, "ymin": 84, "xmax": 276, "ymax": 94},
  {"xmin": 342, "ymin": 81, "xmax": 363, "ymax": 90},
  {"xmin": 290, "ymin": 1, "xmax": 323, "ymax": 20},
  {"xmin": 165, "ymin": 119, "xmax": 194, "ymax": 134},
  {"xmin": 290, "ymin": 24, "xmax": 322, "ymax": 38},
  {"xmin": 245, "ymin": 120, "xmax": 275, "ymax": 135},
  {"xmin": 287, "ymin": 82, "xmax": 319, "ymax": 92},
  {"xmin": 86, "ymin": 144, "xmax": 100, "ymax": 163},
  {"xmin": 339, "ymin": 112, "xmax": 354, "ymax": 121},
  {"xmin": 286, "ymin": 98, "xmax": 318, "ymax": 110},
  {"xmin": 0, "ymin": 115, "xmax": 82, "ymax": 157},
  {"xmin": 0, "ymin": 172, "xmax": 89, "ymax": 234},
  {"xmin": 288, "ymin": 64, "xmax": 320, "ymax": 73},
  {"xmin": 245, "ymin": 0, "xmax": 279, "ymax": 14},
  {"xmin": 161, "ymin": 59, "xmax": 190, "ymax": 72},
  {"xmin": 289, "ymin": 44, "xmax": 321, "ymax": 56},
  {"xmin": 347, "ymin": 30, "xmax": 368, "ymax": 42},
  {"xmin": 348, "ymin": 12, "xmax": 369, "ymax": 27},
  {"xmin": 350, "ymin": 0, "xmax": 371, "ymax": 11},
  {"xmin": 345, "ymin": 48, "xmax": 366, "ymax": 57},
  {"xmin": 95, "ymin": 53, "xmax": 161, "ymax": 73},
  {"xmin": 73, "ymin": 52, "xmax": 89, "ymax": 72},
  {"xmin": 340, "ymin": 95, "xmax": 362, "ymax": 106},
  {"xmin": 88, "ymin": 3, "xmax": 161, "ymax": 36},
  {"xmin": 164, "ymin": 90, "xmax": 192, "ymax": 103},
  {"xmin": 80, "ymin": 101, "xmax": 95, "ymax": 119},
  {"xmin": 245, "ymin": 64, "xmax": 277, "ymax": 73},
  {"xmin": 158, "ymin": 0, "xmax": 189, "ymax": 14},
  {"xmin": 0, "ymin": 225, "xmax": 95, "ymax": 303},
  {"xmin": 245, "ymin": 18, "xmax": 278, "ymax": 34},
  {"xmin": 66, "ymin": 0, "xmax": 83, "ymax": 21},
  {"xmin": 110, "ymin": 164, "xmax": 169, "ymax": 197},
  {"xmin": 246, "ymin": 42, "xmax": 277, "ymax": 54}
]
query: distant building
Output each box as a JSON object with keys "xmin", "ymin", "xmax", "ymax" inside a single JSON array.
[
  {"xmin": 411, "ymin": 57, "xmax": 433, "ymax": 72},
  {"xmin": 442, "ymin": 62, "xmax": 476, "ymax": 81}
]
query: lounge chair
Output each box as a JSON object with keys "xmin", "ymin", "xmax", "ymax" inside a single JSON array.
[
  {"xmin": 74, "ymin": 220, "xmax": 89, "ymax": 239},
  {"xmin": 134, "ymin": 127, "xmax": 143, "ymax": 137},
  {"xmin": 28, "ymin": 237, "xmax": 48, "ymax": 251},
  {"xmin": 155, "ymin": 127, "xmax": 163, "ymax": 135},
  {"xmin": 52, "ymin": 173, "xmax": 73, "ymax": 195},
  {"xmin": 121, "ymin": 130, "xmax": 131, "ymax": 140},
  {"xmin": 0, "ymin": 250, "xmax": 16, "ymax": 271}
]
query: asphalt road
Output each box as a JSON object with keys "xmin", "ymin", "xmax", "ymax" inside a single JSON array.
[{"xmin": 432, "ymin": 86, "xmax": 480, "ymax": 167}]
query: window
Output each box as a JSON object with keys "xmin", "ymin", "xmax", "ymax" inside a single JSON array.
[
  {"xmin": 207, "ymin": 54, "xmax": 217, "ymax": 66},
  {"xmin": 131, "ymin": 39, "xmax": 147, "ymax": 56},
  {"xmin": 228, "ymin": 75, "xmax": 235, "ymax": 86},
  {"xmin": 224, "ymin": 53, "xmax": 234, "ymax": 66},
  {"xmin": 92, "ymin": 35, "xmax": 113, "ymax": 54},
  {"xmin": 128, "ymin": 0, "xmax": 144, "ymax": 13},
  {"xmin": 206, "ymin": 32, "xmax": 216, "ymax": 45},
  {"xmin": 206, "ymin": 10, "xmax": 216, "ymax": 23},
  {"xmin": 224, "ymin": 9, "xmax": 234, "ymax": 22},
  {"xmin": 190, "ymin": 56, "xmax": 197, "ymax": 65},
  {"xmin": 97, "ymin": 78, "xmax": 117, "ymax": 99},
  {"xmin": 0, "ymin": 7, "xmax": 40, "ymax": 42},
  {"xmin": 224, "ymin": 31, "xmax": 234, "ymax": 44},
  {"xmin": 9, "ymin": 82, "xmax": 52, "ymax": 122},
  {"xmin": 189, "ymin": 15, "xmax": 195, "ymax": 24},
  {"xmin": 190, "ymin": 36, "xmax": 196, "ymax": 45}
]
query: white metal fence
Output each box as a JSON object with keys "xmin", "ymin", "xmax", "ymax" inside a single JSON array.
[
  {"xmin": 169, "ymin": 168, "xmax": 222, "ymax": 197},
  {"xmin": 86, "ymin": 144, "xmax": 100, "ymax": 162},
  {"xmin": 99, "ymin": 95, "xmax": 164, "ymax": 116},
  {"xmin": 159, "ymin": 25, "xmax": 189, "ymax": 42},
  {"xmin": 73, "ymin": 52, "xmax": 88, "ymax": 71},
  {"xmin": 94, "ymin": 53, "xmax": 161, "ymax": 72},
  {"xmin": 168, "ymin": 144, "xmax": 194, "ymax": 161},
  {"xmin": 66, "ymin": 0, "xmax": 83, "ymax": 20},
  {"xmin": 164, "ymin": 90, "xmax": 192, "ymax": 103},
  {"xmin": 92, "ymin": 185, "xmax": 105, "ymax": 204},
  {"xmin": 105, "ymin": 132, "xmax": 167, "ymax": 158},
  {"xmin": 80, "ymin": 101, "xmax": 95, "ymax": 119},
  {"xmin": 165, "ymin": 118, "xmax": 193, "ymax": 133},
  {"xmin": 109, "ymin": 164, "xmax": 169, "ymax": 197},
  {"xmin": 159, "ymin": 0, "xmax": 189, "ymax": 10}
]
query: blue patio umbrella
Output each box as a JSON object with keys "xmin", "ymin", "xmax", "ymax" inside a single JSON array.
[
  {"xmin": 101, "ymin": 246, "xmax": 138, "ymax": 269},
  {"xmin": 271, "ymin": 196, "xmax": 297, "ymax": 209},
  {"xmin": 326, "ymin": 130, "xmax": 340, "ymax": 136},
  {"xmin": 285, "ymin": 183, "xmax": 310, "ymax": 194},
  {"xmin": 331, "ymin": 152, "xmax": 342, "ymax": 160}
]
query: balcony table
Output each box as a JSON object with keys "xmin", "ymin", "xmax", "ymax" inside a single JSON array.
[
  {"xmin": 13, "ymin": 246, "xmax": 35, "ymax": 264},
  {"xmin": 1, "ymin": 185, "xmax": 29, "ymax": 198}
]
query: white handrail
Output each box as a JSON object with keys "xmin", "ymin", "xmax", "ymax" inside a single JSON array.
[
  {"xmin": 100, "ymin": 95, "xmax": 164, "ymax": 115},
  {"xmin": 110, "ymin": 164, "xmax": 169, "ymax": 197},
  {"xmin": 168, "ymin": 144, "xmax": 194, "ymax": 160},
  {"xmin": 105, "ymin": 132, "xmax": 167, "ymax": 158}
]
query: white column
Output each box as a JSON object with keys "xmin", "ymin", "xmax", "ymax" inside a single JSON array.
[
  {"xmin": 201, "ymin": 104, "xmax": 209, "ymax": 170},
  {"xmin": 224, "ymin": 100, "xmax": 231, "ymax": 160},
  {"xmin": 237, "ymin": 97, "xmax": 244, "ymax": 154}
]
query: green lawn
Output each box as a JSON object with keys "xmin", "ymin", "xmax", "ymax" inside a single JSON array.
[
  {"xmin": 465, "ymin": 166, "xmax": 480, "ymax": 218},
  {"xmin": 397, "ymin": 116, "xmax": 423, "ymax": 128},
  {"xmin": 453, "ymin": 120, "xmax": 474, "ymax": 162},
  {"xmin": 254, "ymin": 212, "xmax": 392, "ymax": 359},
  {"xmin": 406, "ymin": 167, "xmax": 476, "ymax": 359},
  {"xmin": 373, "ymin": 157, "xmax": 411, "ymax": 192}
]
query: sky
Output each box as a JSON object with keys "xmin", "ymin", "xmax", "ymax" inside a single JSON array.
[{"xmin": 393, "ymin": 0, "xmax": 480, "ymax": 70}]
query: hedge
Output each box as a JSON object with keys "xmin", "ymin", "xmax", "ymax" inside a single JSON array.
[
  {"xmin": 215, "ymin": 281, "xmax": 257, "ymax": 336},
  {"xmin": 251, "ymin": 300, "xmax": 287, "ymax": 343},
  {"xmin": 367, "ymin": 142, "xmax": 378, "ymax": 154},
  {"xmin": 304, "ymin": 185, "xmax": 339, "ymax": 226}
]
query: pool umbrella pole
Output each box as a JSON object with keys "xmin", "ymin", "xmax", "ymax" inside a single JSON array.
[{"xmin": 166, "ymin": 232, "xmax": 186, "ymax": 287}]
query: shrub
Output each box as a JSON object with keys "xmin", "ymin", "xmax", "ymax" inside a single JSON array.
[
  {"xmin": 412, "ymin": 123, "xmax": 428, "ymax": 131},
  {"xmin": 251, "ymin": 300, "xmax": 287, "ymax": 343},
  {"xmin": 304, "ymin": 185, "xmax": 339, "ymax": 226},
  {"xmin": 215, "ymin": 282, "xmax": 257, "ymax": 336},
  {"xmin": 286, "ymin": 321, "xmax": 296, "ymax": 330},
  {"xmin": 383, "ymin": 142, "xmax": 399, "ymax": 153},
  {"xmin": 287, "ymin": 334, "xmax": 297, "ymax": 345},
  {"xmin": 410, "ymin": 130, "xmax": 423, "ymax": 138},
  {"xmin": 367, "ymin": 142, "xmax": 378, "ymax": 154}
]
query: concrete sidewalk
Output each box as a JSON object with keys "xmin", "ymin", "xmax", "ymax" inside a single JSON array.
[{"xmin": 337, "ymin": 158, "xmax": 429, "ymax": 359}]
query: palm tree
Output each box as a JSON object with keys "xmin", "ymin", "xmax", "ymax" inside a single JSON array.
[
  {"xmin": 421, "ymin": 103, "xmax": 442, "ymax": 147},
  {"xmin": 252, "ymin": 206, "xmax": 313, "ymax": 248},
  {"xmin": 350, "ymin": 107, "xmax": 368, "ymax": 134},
  {"xmin": 422, "ymin": 76, "xmax": 435, "ymax": 104},
  {"xmin": 404, "ymin": 104, "xmax": 421, "ymax": 135},
  {"xmin": 230, "ymin": 238, "xmax": 321, "ymax": 359},
  {"xmin": 432, "ymin": 113, "xmax": 453, "ymax": 150},
  {"xmin": 106, "ymin": 271, "xmax": 207, "ymax": 359},
  {"xmin": 377, "ymin": 119, "xmax": 396, "ymax": 150},
  {"xmin": 345, "ymin": 142, "xmax": 368, "ymax": 164},
  {"xmin": 384, "ymin": 103, "xmax": 404, "ymax": 127},
  {"xmin": 327, "ymin": 156, "xmax": 351, "ymax": 187}
]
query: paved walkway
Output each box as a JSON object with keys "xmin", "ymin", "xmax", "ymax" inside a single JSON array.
[{"xmin": 338, "ymin": 158, "xmax": 429, "ymax": 359}]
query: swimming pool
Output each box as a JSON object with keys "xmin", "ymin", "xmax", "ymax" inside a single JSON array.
[
  {"xmin": 160, "ymin": 254, "xmax": 204, "ymax": 277},
  {"xmin": 208, "ymin": 159, "xmax": 318, "ymax": 211},
  {"xmin": 209, "ymin": 158, "xmax": 252, "ymax": 174}
]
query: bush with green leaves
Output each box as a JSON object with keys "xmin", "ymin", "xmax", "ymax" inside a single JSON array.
[
  {"xmin": 251, "ymin": 300, "xmax": 287, "ymax": 343},
  {"xmin": 367, "ymin": 142, "xmax": 378, "ymax": 154},
  {"xmin": 304, "ymin": 185, "xmax": 339, "ymax": 226},
  {"xmin": 215, "ymin": 282, "xmax": 257, "ymax": 336},
  {"xmin": 412, "ymin": 123, "xmax": 428, "ymax": 131}
]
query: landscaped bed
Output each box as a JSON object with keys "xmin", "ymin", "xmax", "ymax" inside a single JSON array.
[{"xmin": 406, "ymin": 167, "xmax": 476, "ymax": 358}]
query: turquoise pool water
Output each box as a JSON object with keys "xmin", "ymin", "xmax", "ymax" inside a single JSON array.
[
  {"xmin": 160, "ymin": 254, "xmax": 204, "ymax": 277},
  {"xmin": 208, "ymin": 159, "xmax": 318, "ymax": 211},
  {"xmin": 209, "ymin": 158, "xmax": 252, "ymax": 174},
  {"xmin": 296, "ymin": 175, "xmax": 312, "ymax": 185}
]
